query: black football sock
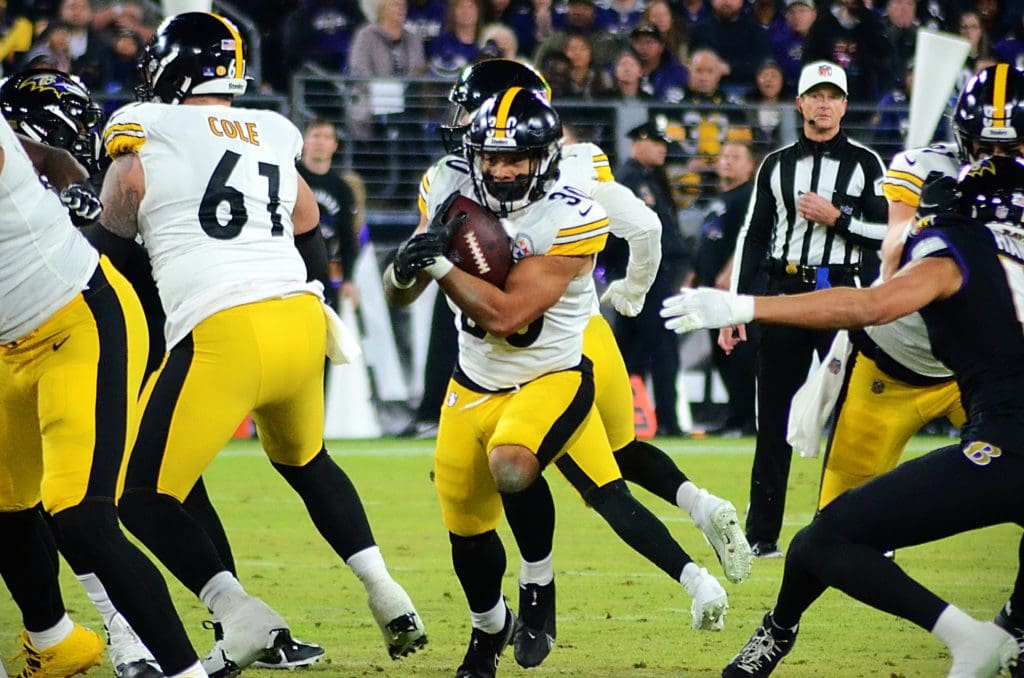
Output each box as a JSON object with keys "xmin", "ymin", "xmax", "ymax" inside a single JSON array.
[
  {"xmin": 614, "ymin": 439, "xmax": 689, "ymax": 505},
  {"xmin": 451, "ymin": 530, "xmax": 507, "ymax": 613},
  {"xmin": 273, "ymin": 448, "xmax": 376, "ymax": 560},
  {"xmin": 183, "ymin": 477, "xmax": 236, "ymax": 575},
  {"xmin": 588, "ymin": 479, "xmax": 691, "ymax": 580},
  {"xmin": 52, "ymin": 499, "xmax": 198, "ymax": 675},
  {"xmin": 501, "ymin": 475, "xmax": 555, "ymax": 563},
  {"xmin": 0, "ymin": 507, "xmax": 65, "ymax": 630}
]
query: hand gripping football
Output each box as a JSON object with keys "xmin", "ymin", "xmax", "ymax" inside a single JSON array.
[{"xmin": 442, "ymin": 195, "xmax": 513, "ymax": 288}]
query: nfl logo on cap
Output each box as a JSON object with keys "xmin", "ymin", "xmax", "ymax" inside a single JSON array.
[{"xmin": 798, "ymin": 60, "xmax": 848, "ymax": 97}]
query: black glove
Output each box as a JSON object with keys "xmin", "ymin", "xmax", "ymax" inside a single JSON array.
[
  {"xmin": 60, "ymin": 181, "xmax": 102, "ymax": 221},
  {"xmin": 393, "ymin": 233, "xmax": 446, "ymax": 285},
  {"xmin": 427, "ymin": 192, "xmax": 468, "ymax": 245},
  {"xmin": 917, "ymin": 171, "xmax": 960, "ymax": 218}
]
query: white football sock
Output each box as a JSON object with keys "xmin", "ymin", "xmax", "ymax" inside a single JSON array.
[
  {"xmin": 27, "ymin": 613, "xmax": 73, "ymax": 650},
  {"xmin": 470, "ymin": 597, "xmax": 508, "ymax": 635},
  {"xmin": 678, "ymin": 561, "xmax": 702, "ymax": 595},
  {"xmin": 519, "ymin": 553, "xmax": 553, "ymax": 586},
  {"xmin": 347, "ymin": 546, "xmax": 392, "ymax": 592},
  {"xmin": 198, "ymin": 571, "xmax": 247, "ymax": 619},
  {"xmin": 77, "ymin": 572, "xmax": 117, "ymax": 626},
  {"xmin": 933, "ymin": 605, "xmax": 981, "ymax": 650},
  {"xmin": 167, "ymin": 660, "xmax": 209, "ymax": 677},
  {"xmin": 676, "ymin": 482, "xmax": 700, "ymax": 516}
]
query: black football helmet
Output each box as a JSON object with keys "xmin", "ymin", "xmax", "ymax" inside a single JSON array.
[
  {"xmin": 953, "ymin": 64, "xmax": 1024, "ymax": 162},
  {"xmin": 956, "ymin": 155, "xmax": 1024, "ymax": 226},
  {"xmin": 464, "ymin": 87, "xmax": 562, "ymax": 216},
  {"xmin": 440, "ymin": 58, "xmax": 551, "ymax": 154},
  {"xmin": 136, "ymin": 11, "xmax": 248, "ymax": 104},
  {"xmin": 0, "ymin": 68, "xmax": 104, "ymax": 175}
]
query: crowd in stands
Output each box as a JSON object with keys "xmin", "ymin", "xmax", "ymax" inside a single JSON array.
[{"xmin": 2, "ymin": 0, "xmax": 1022, "ymax": 105}]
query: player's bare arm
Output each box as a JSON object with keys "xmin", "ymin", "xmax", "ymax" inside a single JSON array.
[
  {"xmin": 438, "ymin": 253, "xmax": 591, "ymax": 338},
  {"xmin": 99, "ymin": 153, "xmax": 144, "ymax": 240},
  {"xmin": 754, "ymin": 257, "xmax": 961, "ymax": 329},
  {"xmin": 16, "ymin": 134, "xmax": 89, "ymax": 189}
]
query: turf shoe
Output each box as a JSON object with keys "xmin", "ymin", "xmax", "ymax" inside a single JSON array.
[
  {"xmin": 995, "ymin": 602, "xmax": 1024, "ymax": 678},
  {"xmin": 948, "ymin": 620, "xmax": 1019, "ymax": 678},
  {"xmin": 514, "ymin": 581, "xmax": 556, "ymax": 668},
  {"xmin": 748, "ymin": 541, "xmax": 783, "ymax": 559},
  {"xmin": 105, "ymin": 613, "xmax": 161, "ymax": 678},
  {"xmin": 367, "ymin": 580, "xmax": 427, "ymax": 659},
  {"xmin": 14, "ymin": 623, "xmax": 104, "ymax": 678},
  {"xmin": 201, "ymin": 596, "xmax": 290, "ymax": 676},
  {"xmin": 722, "ymin": 611, "xmax": 797, "ymax": 677},
  {"xmin": 455, "ymin": 609, "xmax": 516, "ymax": 678},
  {"xmin": 683, "ymin": 567, "xmax": 728, "ymax": 631},
  {"xmin": 694, "ymin": 493, "xmax": 752, "ymax": 584},
  {"xmin": 251, "ymin": 634, "xmax": 325, "ymax": 669}
]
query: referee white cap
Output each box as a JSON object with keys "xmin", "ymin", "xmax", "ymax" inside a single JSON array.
[{"xmin": 798, "ymin": 61, "xmax": 848, "ymax": 97}]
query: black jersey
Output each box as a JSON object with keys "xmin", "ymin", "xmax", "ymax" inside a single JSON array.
[{"xmin": 904, "ymin": 214, "xmax": 1024, "ymax": 452}]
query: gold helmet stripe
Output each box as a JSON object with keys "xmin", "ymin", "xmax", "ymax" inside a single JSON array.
[
  {"xmin": 212, "ymin": 12, "xmax": 245, "ymax": 80},
  {"xmin": 493, "ymin": 86, "xmax": 523, "ymax": 140},
  {"xmin": 992, "ymin": 63, "xmax": 1009, "ymax": 127}
]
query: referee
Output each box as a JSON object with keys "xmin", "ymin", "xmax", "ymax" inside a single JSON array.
[{"xmin": 723, "ymin": 61, "xmax": 887, "ymax": 558}]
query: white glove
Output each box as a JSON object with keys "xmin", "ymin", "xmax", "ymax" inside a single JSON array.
[
  {"xmin": 660, "ymin": 288, "xmax": 755, "ymax": 333},
  {"xmin": 600, "ymin": 278, "xmax": 647, "ymax": 317}
]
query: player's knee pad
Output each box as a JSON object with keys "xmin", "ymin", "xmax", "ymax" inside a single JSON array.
[{"xmin": 488, "ymin": 445, "xmax": 539, "ymax": 494}]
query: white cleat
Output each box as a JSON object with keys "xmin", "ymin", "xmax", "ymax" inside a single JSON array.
[
  {"xmin": 206, "ymin": 596, "xmax": 289, "ymax": 674},
  {"xmin": 948, "ymin": 622, "xmax": 1019, "ymax": 678},
  {"xmin": 106, "ymin": 612, "xmax": 162, "ymax": 678},
  {"xmin": 685, "ymin": 567, "xmax": 728, "ymax": 631},
  {"xmin": 368, "ymin": 580, "xmax": 427, "ymax": 659},
  {"xmin": 698, "ymin": 495, "xmax": 753, "ymax": 584}
]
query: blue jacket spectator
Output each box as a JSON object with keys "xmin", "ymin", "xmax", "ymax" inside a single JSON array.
[
  {"xmin": 428, "ymin": 0, "xmax": 483, "ymax": 77},
  {"xmin": 690, "ymin": 0, "xmax": 772, "ymax": 91},
  {"xmin": 631, "ymin": 22, "xmax": 688, "ymax": 102},
  {"xmin": 595, "ymin": 0, "xmax": 645, "ymax": 41},
  {"xmin": 283, "ymin": 0, "xmax": 367, "ymax": 73},
  {"xmin": 405, "ymin": 0, "xmax": 447, "ymax": 52},
  {"xmin": 771, "ymin": 0, "xmax": 815, "ymax": 89}
]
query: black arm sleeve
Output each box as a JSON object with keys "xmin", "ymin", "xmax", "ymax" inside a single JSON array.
[
  {"xmin": 296, "ymin": 227, "xmax": 331, "ymax": 293},
  {"xmin": 336, "ymin": 180, "xmax": 359, "ymax": 281}
]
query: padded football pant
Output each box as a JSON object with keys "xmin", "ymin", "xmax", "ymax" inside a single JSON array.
[{"xmin": 773, "ymin": 443, "xmax": 1024, "ymax": 630}]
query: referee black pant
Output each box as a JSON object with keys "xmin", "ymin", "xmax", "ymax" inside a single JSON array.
[{"xmin": 746, "ymin": 273, "xmax": 851, "ymax": 544}]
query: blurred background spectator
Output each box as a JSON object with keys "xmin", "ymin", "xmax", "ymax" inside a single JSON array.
[
  {"xmin": 641, "ymin": 0, "xmax": 686, "ymax": 64},
  {"xmin": 563, "ymin": 32, "xmax": 612, "ymax": 97},
  {"xmin": 605, "ymin": 47, "xmax": 652, "ymax": 100},
  {"xmin": 804, "ymin": 0, "xmax": 890, "ymax": 104},
  {"xmin": 690, "ymin": 0, "xmax": 771, "ymax": 93},
  {"xmin": 883, "ymin": 0, "xmax": 918, "ymax": 86},
  {"xmin": 283, "ymin": 0, "xmax": 366, "ymax": 75},
  {"xmin": 631, "ymin": 21, "xmax": 686, "ymax": 103},
  {"xmin": 537, "ymin": 0, "xmax": 618, "ymax": 68},
  {"xmin": 744, "ymin": 58, "xmax": 788, "ymax": 154},
  {"xmin": 404, "ymin": 0, "xmax": 445, "ymax": 52},
  {"xmin": 772, "ymin": 0, "xmax": 815, "ymax": 91},
  {"xmin": 428, "ymin": 0, "xmax": 483, "ymax": 76},
  {"xmin": 477, "ymin": 20, "xmax": 518, "ymax": 58},
  {"xmin": 53, "ymin": 0, "xmax": 109, "ymax": 88}
]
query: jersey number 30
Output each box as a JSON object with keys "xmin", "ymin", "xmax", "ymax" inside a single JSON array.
[{"xmin": 199, "ymin": 150, "xmax": 284, "ymax": 239}]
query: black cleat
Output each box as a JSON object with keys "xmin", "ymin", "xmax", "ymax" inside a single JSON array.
[
  {"xmin": 252, "ymin": 634, "xmax": 326, "ymax": 669},
  {"xmin": 995, "ymin": 601, "xmax": 1024, "ymax": 678},
  {"xmin": 455, "ymin": 609, "xmax": 515, "ymax": 678},
  {"xmin": 514, "ymin": 581, "xmax": 556, "ymax": 668},
  {"xmin": 722, "ymin": 611, "xmax": 797, "ymax": 677}
]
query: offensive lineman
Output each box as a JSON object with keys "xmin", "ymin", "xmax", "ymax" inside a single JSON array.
[{"xmin": 91, "ymin": 12, "xmax": 425, "ymax": 676}]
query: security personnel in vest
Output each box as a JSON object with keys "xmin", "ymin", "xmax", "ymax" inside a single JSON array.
[
  {"xmin": 722, "ymin": 61, "xmax": 887, "ymax": 558},
  {"xmin": 607, "ymin": 117, "xmax": 692, "ymax": 436}
]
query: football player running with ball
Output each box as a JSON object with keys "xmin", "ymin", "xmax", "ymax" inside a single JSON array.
[{"xmin": 384, "ymin": 86, "xmax": 739, "ymax": 678}]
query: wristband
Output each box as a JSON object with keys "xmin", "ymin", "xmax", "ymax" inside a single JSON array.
[
  {"xmin": 733, "ymin": 294, "xmax": 756, "ymax": 324},
  {"xmin": 424, "ymin": 257, "xmax": 454, "ymax": 280},
  {"xmin": 388, "ymin": 266, "xmax": 416, "ymax": 290}
]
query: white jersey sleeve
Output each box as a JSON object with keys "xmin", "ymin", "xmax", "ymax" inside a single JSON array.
[
  {"xmin": 865, "ymin": 142, "xmax": 961, "ymax": 379},
  {"xmin": 882, "ymin": 142, "xmax": 961, "ymax": 208},
  {"xmin": 104, "ymin": 103, "xmax": 314, "ymax": 349},
  {"xmin": 0, "ymin": 115, "xmax": 97, "ymax": 343}
]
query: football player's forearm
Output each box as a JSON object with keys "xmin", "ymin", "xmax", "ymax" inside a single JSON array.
[{"xmin": 382, "ymin": 262, "xmax": 430, "ymax": 307}]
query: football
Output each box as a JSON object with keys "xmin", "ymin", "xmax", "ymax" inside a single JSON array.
[{"xmin": 442, "ymin": 194, "xmax": 513, "ymax": 288}]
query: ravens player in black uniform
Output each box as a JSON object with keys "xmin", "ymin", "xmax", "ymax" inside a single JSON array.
[{"xmin": 660, "ymin": 156, "xmax": 1024, "ymax": 676}]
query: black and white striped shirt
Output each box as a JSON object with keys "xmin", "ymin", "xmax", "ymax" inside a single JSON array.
[{"xmin": 731, "ymin": 131, "xmax": 888, "ymax": 293}]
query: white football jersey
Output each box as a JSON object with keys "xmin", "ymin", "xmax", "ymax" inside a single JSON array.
[
  {"xmin": 104, "ymin": 103, "xmax": 317, "ymax": 349},
  {"xmin": 422, "ymin": 155, "xmax": 609, "ymax": 390},
  {"xmin": 0, "ymin": 114, "xmax": 97, "ymax": 343},
  {"xmin": 868, "ymin": 142, "xmax": 963, "ymax": 379}
]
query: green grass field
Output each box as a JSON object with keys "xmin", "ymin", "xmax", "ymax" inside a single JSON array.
[{"xmin": 0, "ymin": 435, "xmax": 1017, "ymax": 677}]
